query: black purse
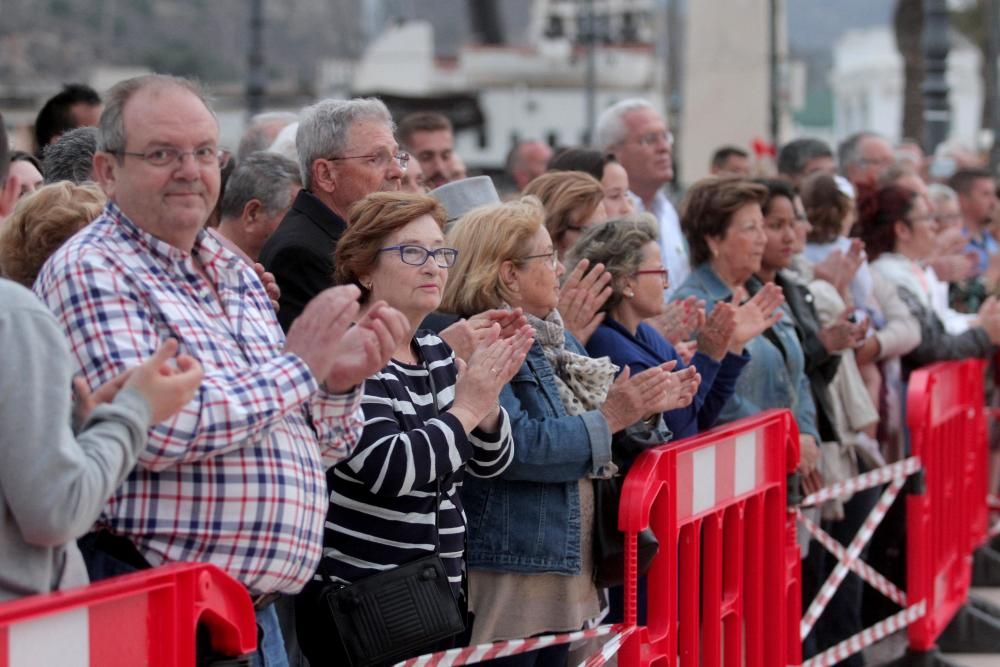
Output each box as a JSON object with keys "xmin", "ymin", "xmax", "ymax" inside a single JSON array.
[
  {"xmin": 592, "ymin": 475, "xmax": 660, "ymax": 588},
  {"xmin": 319, "ymin": 364, "xmax": 465, "ymax": 667}
]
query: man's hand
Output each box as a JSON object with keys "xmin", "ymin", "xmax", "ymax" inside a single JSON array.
[
  {"xmin": 323, "ymin": 302, "xmax": 411, "ymax": 393},
  {"xmin": 253, "ymin": 262, "xmax": 281, "ymax": 312},
  {"xmin": 284, "ymin": 285, "xmax": 362, "ymax": 381}
]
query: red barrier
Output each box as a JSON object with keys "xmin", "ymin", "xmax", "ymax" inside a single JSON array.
[
  {"xmin": 617, "ymin": 409, "xmax": 800, "ymax": 667},
  {"xmin": 0, "ymin": 563, "xmax": 257, "ymax": 666},
  {"xmin": 906, "ymin": 358, "xmax": 988, "ymax": 651}
]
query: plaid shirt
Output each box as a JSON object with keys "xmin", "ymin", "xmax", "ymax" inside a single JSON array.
[{"xmin": 34, "ymin": 202, "xmax": 363, "ymax": 594}]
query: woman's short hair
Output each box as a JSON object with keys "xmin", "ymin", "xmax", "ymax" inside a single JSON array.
[
  {"xmin": 440, "ymin": 197, "xmax": 546, "ymax": 317},
  {"xmin": 680, "ymin": 177, "xmax": 768, "ymax": 266},
  {"xmin": 335, "ymin": 191, "xmax": 447, "ymax": 303},
  {"xmin": 546, "ymin": 147, "xmax": 615, "ymax": 181},
  {"xmin": 522, "ymin": 171, "xmax": 605, "ymax": 248},
  {"xmin": 855, "ymin": 184, "xmax": 917, "ymax": 261},
  {"xmin": 566, "ymin": 214, "xmax": 659, "ymax": 314},
  {"xmin": 800, "ymin": 172, "xmax": 852, "ymax": 244},
  {"xmin": 0, "ymin": 181, "xmax": 105, "ymax": 287}
]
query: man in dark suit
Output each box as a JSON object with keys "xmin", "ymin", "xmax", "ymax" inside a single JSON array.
[{"xmin": 260, "ymin": 98, "xmax": 407, "ymax": 330}]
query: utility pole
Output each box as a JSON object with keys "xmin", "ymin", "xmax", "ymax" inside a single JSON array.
[
  {"xmin": 768, "ymin": 0, "xmax": 780, "ymax": 149},
  {"xmin": 988, "ymin": 0, "xmax": 1000, "ymax": 174},
  {"xmin": 246, "ymin": 0, "xmax": 265, "ymax": 120},
  {"xmin": 583, "ymin": 0, "xmax": 597, "ymax": 146},
  {"xmin": 921, "ymin": 0, "xmax": 951, "ymax": 155}
]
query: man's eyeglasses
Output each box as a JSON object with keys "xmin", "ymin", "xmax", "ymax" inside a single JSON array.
[
  {"xmin": 634, "ymin": 268, "xmax": 669, "ymax": 284},
  {"xmin": 633, "ymin": 131, "xmax": 674, "ymax": 148},
  {"xmin": 519, "ymin": 251, "xmax": 559, "ymax": 270},
  {"xmin": 116, "ymin": 146, "xmax": 231, "ymax": 168},
  {"xmin": 380, "ymin": 244, "xmax": 458, "ymax": 268},
  {"xmin": 329, "ymin": 151, "xmax": 410, "ymax": 171}
]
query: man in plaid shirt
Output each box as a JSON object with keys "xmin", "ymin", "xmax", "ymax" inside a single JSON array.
[{"xmin": 34, "ymin": 74, "xmax": 408, "ymax": 666}]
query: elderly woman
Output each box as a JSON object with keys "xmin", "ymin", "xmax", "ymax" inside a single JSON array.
[
  {"xmin": 858, "ymin": 184, "xmax": 1000, "ymax": 381},
  {"xmin": 571, "ymin": 215, "xmax": 771, "ymax": 439},
  {"xmin": 524, "ymin": 170, "xmax": 608, "ymax": 259},
  {"xmin": 296, "ymin": 192, "xmax": 533, "ymax": 666},
  {"xmin": 671, "ymin": 177, "xmax": 822, "ymax": 484},
  {"xmin": 441, "ymin": 197, "xmax": 693, "ymax": 665},
  {"xmin": 547, "ymin": 147, "xmax": 635, "ymax": 218}
]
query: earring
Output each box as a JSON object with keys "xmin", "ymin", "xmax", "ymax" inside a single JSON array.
[
  {"xmin": 624, "ymin": 289, "xmax": 635, "ymax": 298},
  {"xmin": 364, "ymin": 282, "xmax": 373, "ymax": 291}
]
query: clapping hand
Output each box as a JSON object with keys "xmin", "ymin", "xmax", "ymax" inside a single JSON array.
[
  {"xmin": 558, "ymin": 259, "xmax": 612, "ymax": 344},
  {"xmin": 729, "ymin": 283, "xmax": 784, "ymax": 354},
  {"xmin": 441, "ymin": 308, "xmax": 531, "ymax": 361},
  {"xmin": 695, "ymin": 301, "xmax": 737, "ymax": 361},
  {"xmin": 647, "ymin": 296, "xmax": 705, "ymax": 345},
  {"xmin": 323, "ymin": 301, "xmax": 411, "ymax": 393},
  {"xmin": 253, "ymin": 262, "xmax": 281, "ymax": 313},
  {"xmin": 450, "ymin": 325, "xmax": 535, "ymax": 432}
]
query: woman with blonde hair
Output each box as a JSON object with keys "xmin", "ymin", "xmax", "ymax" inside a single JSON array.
[
  {"xmin": 0, "ymin": 181, "xmax": 105, "ymax": 287},
  {"xmin": 523, "ymin": 170, "xmax": 608, "ymax": 259},
  {"xmin": 443, "ymin": 196, "xmax": 696, "ymax": 666}
]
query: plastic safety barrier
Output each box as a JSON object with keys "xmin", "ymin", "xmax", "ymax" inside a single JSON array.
[
  {"xmin": 616, "ymin": 409, "xmax": 801, "ymax": 667},
  {"xmin": 905, "ymin": 358, "xmax": 988, "ymax": 651},
  {"xmin": 0, "ymin": 562, "xmax": 257, "ymax": 667}
]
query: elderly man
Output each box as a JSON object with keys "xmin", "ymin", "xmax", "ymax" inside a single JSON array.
[
  {"xmin": 34, "ymin": 75, "xmax": 407, "ymax": 666},
  {"xmin": 259, "ymin": 98, "xmax": 405, "ymax": 330},
  {"xmin": 216, "ymin": 152, "xmax": 301, "ymax": 262},
  {"xmin": 838, "ymin": 131, "xmax": 896, "ymax": 191},
  {"xmin": 397, "ymin": 111, "xmax": 456, "ymax": 190},
  {"xmin": 42, "ymin": 126, "xmax": 99, "ymax": 184},
  {"xmin": 237, "ymin": 111, "xmax": 299, "ymax": 162},
  {"xmin": 506, "ymin": 139, "xmax": 552, "ymax": 191},
  {"xmin": 777, "ymin": 137, "xmax": 836, "ymax": 190},
  {"xmin": 596, "ymin": 98, "xmax": 688, "ymax": 295}
]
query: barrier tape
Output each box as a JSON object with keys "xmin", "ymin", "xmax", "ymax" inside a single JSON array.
[
  {"xmin": 798, "ymin": 457, "xmax": 921, "ymax": 508},
  {"xmin": 799, "ymin": 601, "xmax": 926, "ymax": 667},
  {"xmin": 393, "ymin": 624, "xmax": 635, "ymax": 667},
  {"xmin": 800, "ymin": 476, "xmax": 906, "ymax": 640},
  {"xmin": 796, "ymin": 508, "xmax": 906, "ymax": 607}
]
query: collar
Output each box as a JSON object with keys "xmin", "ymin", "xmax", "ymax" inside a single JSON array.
[
  {"xmin": 293, "ymin": 190, "xmax": 348, "ymax": 240},
  {"xmin": 688, "ymin": 263, "xmax": 735, "ymax": 303}
]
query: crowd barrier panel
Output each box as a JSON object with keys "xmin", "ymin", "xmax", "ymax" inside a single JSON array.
[
  {"xmin": 905, "ymin": 358, "xmax": 988, "ymax": 651},
  {"xmin": 616, "ymin": 409, "xmax": 801, "ymax": 667},
  {"xmin": 0, "ymin": 562, "xmax": 257, "ymax": 667}
]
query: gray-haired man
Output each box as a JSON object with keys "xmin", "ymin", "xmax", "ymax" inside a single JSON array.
[{"xmin": 259, "ymin": 98, "xmax": 406, "ymax": 330}]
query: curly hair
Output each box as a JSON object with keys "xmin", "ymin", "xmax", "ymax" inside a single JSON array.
[
  {"xmin": 0, "ymin": 181, "xmax": 105, "ymax": 287},
  {"xmin": 854, "ymin": 183, "xmax": 916, "ymax": 261},
  {"xmin": 680, "ymin": 177, "xmax": 768, "ymax": 266},
  {"xmin": 565, "ymin": 214, "xmax": 659, "ymax": 314},
  {"xmin": 440, "ymin": 197, "xmax": 546, "ymax": 317},
  {"xmin": 523, "ymin": 170, "xmax": 605, "ymax": 249},
  {"xmin": 335, "ymin": 191, "xmax": 447, "ymax": 303}
]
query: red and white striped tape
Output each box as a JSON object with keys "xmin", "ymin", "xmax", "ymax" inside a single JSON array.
[
  {"xmin": 800, "ymin": 476, "xmax": 905, "ymax": 640},
  {"xmin": 796, "ymin": 508, "xmax": 906, "ymax": 607},
  {"xmin": 393, "ymin": 624, "xmax": 635, "ymax": 667},
  {"xmin": 799, "ymin": 601, "xmax": 926, "ymax": 667},
  {"xmin": 798, "ymin": 457, "xmax": 921, "ymax": 508}
]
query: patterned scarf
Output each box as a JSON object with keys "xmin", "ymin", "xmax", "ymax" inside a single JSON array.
[{"xmin": 524, "ymin": 309, "xmax": 618, "ymax": 416}]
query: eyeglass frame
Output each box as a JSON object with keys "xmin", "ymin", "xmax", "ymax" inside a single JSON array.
[
  {"xmin": 632, "ymin": 131, "xmax": 674, "ymax": 148},
  {"xmin": 378, "ymin": 244, "xmax": 458, "ymax": 268},
  {"xmin": 633, "ymin": 268, "xmax": 670, "ymax": 284},
  {"xmin": 518, "ymin": 251, "xmax": 560, "ymax": 270},
  {"xmin": 327, "ymin": 150, "xmax": 410, "ymax": 171},
  {"xmin": 113, "ymin": 146, "xmax": 231, "ymax": 168}
]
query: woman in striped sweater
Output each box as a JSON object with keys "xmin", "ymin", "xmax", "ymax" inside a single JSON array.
[{"xmin": 295, "ymin": 191, "xmax": 534, "ymax": 666}]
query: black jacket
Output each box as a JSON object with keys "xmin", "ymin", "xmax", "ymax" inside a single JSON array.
[{"xmin": 259, "ymin": 190, "xmax": 347, "ymax": 332}]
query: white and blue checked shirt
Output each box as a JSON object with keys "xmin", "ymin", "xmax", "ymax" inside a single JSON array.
[{"xmin": 34, "ymin": 202, "xmax": 364, "ymax": 594}]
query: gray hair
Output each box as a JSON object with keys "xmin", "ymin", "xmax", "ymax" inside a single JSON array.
[
  {"xmin": 777, "ymin": 137, "xmax": 833, "ymax": 177},
  {"xmin": 220, "ymin": 151, "xmax": 301, "ymax": 220},
  {"xmin": 98, "ymin": 74, "xmax": 215, "ymax": 155},
  {"xmin": 42, "ymin": 126, "xmax": 99, "ymax": 184},
  {"xmin": 565, "ymin": 214, "xmax": 659, "ymax": 313},
  {"xmin": 837, "ymin": 131, "xmax": 880, "ymax": 175},
  {"xmin": 296, "ymin": 97, "xmax": 394, "ymax": 190},
  {"xmin": 928, "ymin": 182, "xmax": 958, "ymax": 208},
  {"xmin": 594, "ymin": 98, "xmax": 656, "ymax": 153},
  {"xmin": 237, "ymin": 111, "xmax": 299, "ymax": 162}
]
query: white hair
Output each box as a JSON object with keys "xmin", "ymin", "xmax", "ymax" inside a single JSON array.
[
  {"xmin": 267, "ymin": 122, "xmax": 299, "ymax": 163},
  {"xmin": 594, "ymin": 98, "xmax": 656, "ymax": 152},
  {"xmin": 295, "ymin": 98, "xmax": 394, "ymax": 190}
]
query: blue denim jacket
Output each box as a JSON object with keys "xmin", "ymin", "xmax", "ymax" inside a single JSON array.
[
  {"xmin": 463, "ymin": 333, "xmax": 619, "ymax": 574},
  {"xmin": 673, "ymin": 264, "xmax": 819, "ymax": 439}
]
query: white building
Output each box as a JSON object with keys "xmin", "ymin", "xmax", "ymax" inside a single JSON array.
[{"xmin": 831, "ymin": 26, "xmax": 982, "ymax": 146}]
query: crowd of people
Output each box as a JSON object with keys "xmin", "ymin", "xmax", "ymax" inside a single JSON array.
[{"xmin": 1, "ymin": 74, "xmax": 999, "ymax": 667}]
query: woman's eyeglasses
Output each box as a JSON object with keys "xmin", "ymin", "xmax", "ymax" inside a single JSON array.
[
  {"xmin": 519, "ymin": 251, "xmax": 559, "ymax": 270},
  {"xmin": 633, "ymin": 268, "xmax": 669, "ymax": 284},
  {"xmin": 379, "ymin": 244, "xmax": 458, "ymax": 268}
]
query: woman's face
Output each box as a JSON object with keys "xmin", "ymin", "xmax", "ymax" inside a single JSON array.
[
  {"xmin": 364, "ymin": 214, "xmax": 449, "ymax": 324},
  {"xmin": 623, "ymin": 241, "xmax": 668, "ymax": 319},
  {"xmin": 898, "ymin": 194, "xmax": 939, "ymax": 260},
  {"xmin": 711, "ymin": 202, "xmax": 767, "ymax": 283},
  {"xmin": 557, "ymin": 200, "xmax": 607, "ymax": 259},
  {"xmin": 10, "ymin": 160, "xmax": 43, "ymax": 200},
  {"xmin": 507, "ymin": 225, "xmax": 566, "ymax": 318},
  {"xmin": 762, "ymin": 196, "xmax": 798, "ymax": 273},
  {"xmin": 601, "ymin": 162, "xmax": 634, "ymax": 218}
]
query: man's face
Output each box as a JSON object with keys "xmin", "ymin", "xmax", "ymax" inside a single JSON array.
[
  {"xmin": 514, "ymin": 142, "xmax": 553, "ymax": 190},
  {"xmin": 409, "ymin": 129, "xmax": 454, "ymax": 189},
  {"xmin": 613, "ymin": 107, "xmax": 673, "ymax": 192},
  {"xmin": 328, "ymin": 119, "xmax": 403, "ymax": 214},
  {"xmin": 848, "ymin": 136, "xmax": 895, "ymax": 187},
  {"xmin": 96, "ymin": 85, "xmax": 221, "ymax": 250},
  {"xmin": 960, "ymin": 177, "xmax": 999, "ymax": 225},
  {"xmin": 803, "ymin": 155, "xmax": 836, "ymax": 177},
  {"xmin": 714, "ymin": 154, "xmax": 750, "ymax": 177}
]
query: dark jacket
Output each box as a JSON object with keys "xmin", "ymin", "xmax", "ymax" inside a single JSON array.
[{"xmin": 258, "ymin": 190, "xmax": 347, "ymax": 332}]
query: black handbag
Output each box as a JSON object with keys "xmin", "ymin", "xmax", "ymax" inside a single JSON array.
[
  {"xmin": 592, "ymin": 474, "xmax": 659, "ymax": 589},
  {"xmin": 318, "ymin": 364, "xmax": 465, "ymax": 667}
]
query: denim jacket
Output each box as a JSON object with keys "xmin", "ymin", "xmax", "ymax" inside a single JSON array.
[
  {"xmin": 462, "ymin": 331, "xmax": 667, "ymax": 574},
  {"xmin": 673, "ymin": 264, "xmax": 819, "ymax": 439}
]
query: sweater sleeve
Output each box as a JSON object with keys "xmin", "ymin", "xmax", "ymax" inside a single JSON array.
[{"xmin": 0, "ymin": 305, "xmax": 151, "ymax": 547}]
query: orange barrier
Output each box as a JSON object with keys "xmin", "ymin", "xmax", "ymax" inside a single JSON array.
[
  {"xmin": 905, "ymin": 358, "xmax": 988, "ymax": 651},
  {"xmin": 617, "ymin": 409, "xmax": 801, "ymax": 667},
  {"xmin": 0, "ymin": 563, "xmax": 257, "ymax": 667}
]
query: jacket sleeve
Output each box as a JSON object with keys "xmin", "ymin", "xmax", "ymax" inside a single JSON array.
[
  {"xmin": 896, "ymin": 286, "xmax": 993, "ymax": 368},
  {"xmin": 872, "ymin": 272, "xmax": 921, "ymax": 359}
]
